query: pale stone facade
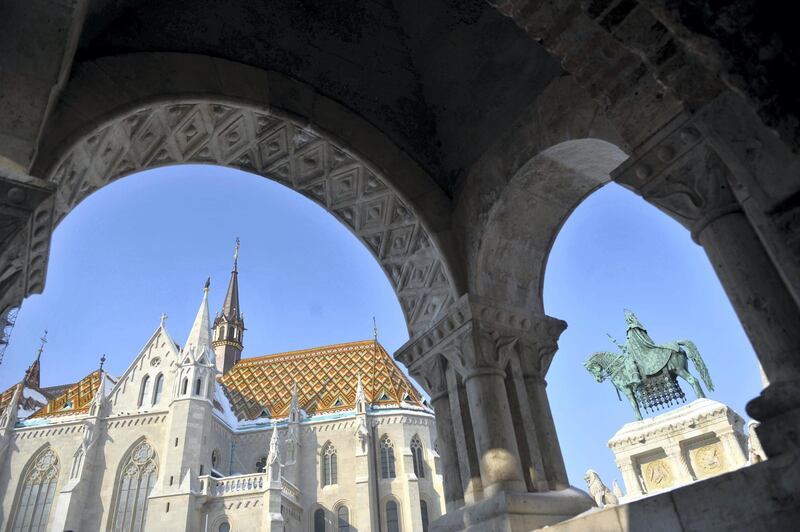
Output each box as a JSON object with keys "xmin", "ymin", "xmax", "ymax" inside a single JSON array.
[
  {"xmin": 0, "ymin": 272, "xmax": 444, "ymax": 532},
  {"xmin": 608, "ymin": 399, "xmax": 748, "ymax": 499}
]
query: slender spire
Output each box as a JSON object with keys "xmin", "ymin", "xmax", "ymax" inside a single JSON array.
[
  {"xmin": 213, "ymin": 239, "xmax": 245, "ymax": 374},
  {"xmin": 221, "ymin": 239, "xmax": 241, "ymax": 321},
  {"xmin": 23, "ymin": 330, "xmax": 47, "ymax": 388},
  {"xmin": 185, "ymin": 279, "xmax": 213, "ymax": 358},
  {"xmin": 355, "ymin": 372, "xmax": 367, "ymax": 414}
]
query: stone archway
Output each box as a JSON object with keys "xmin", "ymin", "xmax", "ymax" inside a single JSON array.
[
  {"xmin": 29, "ymin": 54, "xmax": 459, "ymax": 339},
  {"xmin": 473, "ymin": 138, "xmax": 629, "ymax": 313}
]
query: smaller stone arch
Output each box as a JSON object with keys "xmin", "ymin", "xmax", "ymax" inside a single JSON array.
[{"xmin": 474, "ymin": 139, "xmax": 629, "ymax": 312}]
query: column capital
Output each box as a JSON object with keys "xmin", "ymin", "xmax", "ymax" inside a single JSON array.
[
  {"xmin": 613, "ymin": 114, "xmax": 741, "ymax": 243},
  {"xmin": 396, "ymin": 294, "xmax": 566, "ymax": 380}
]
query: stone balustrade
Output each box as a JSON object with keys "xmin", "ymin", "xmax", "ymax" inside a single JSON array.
[{"xmin": 198, "ymin": 472, "xmax": 266, "ymax": 496}]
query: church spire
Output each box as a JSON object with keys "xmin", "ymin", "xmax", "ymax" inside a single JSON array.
[
  {"xmin": 185, "ymin": 279, "xmax": 213, "ymax": 359},
  {"xmin": 213, "ymin": 239, "xmax": 245, "ymax": 374},
  {"xmin": 23, "ymin": 330, "xmax": 47, "ymax": 389}
]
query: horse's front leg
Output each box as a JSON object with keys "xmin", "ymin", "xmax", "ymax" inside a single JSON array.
[{"xmin": 623, "ymin": 386, "xmax": 642, "ymax": 420}]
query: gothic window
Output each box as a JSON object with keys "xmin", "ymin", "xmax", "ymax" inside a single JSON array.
[
  {"xmin": 70, "ymin": 449, "xmax": 84, "ymax": 479},
  {"xmin": 194, "ymin": 378, "xmax": 202, "ymax": 396},
  {"xmin": 337, "ymin": 505, "xmax": 350, "ymax": 532},
  {"xmin": 211, "ymin": 449, "xmax": 219, "ymax": 469},
  {"xmin": 11, "ymin": 447, "xmax": 59, "ymax": 532},
  {"xmin": 386, "ymin": 500, "xmax": 400, "ymax": 532},
  {"xmin": 256, "ymin": 456, "xmax": 267, "ymax": 473},
  {"xmin": 410, "ymin": 435, "xmax": 425, "ymax": 478},
  {"xmin": 322, "ymin": 442, "xmax": 337, "ymax": 486},
  {"xmin": 420, "ymin": 500, "xmax": 429, "ymax": 532},
  {"xmin": 180, "ymin": 377, "xmax": 188, "ymax": 395},
  {"xmin": 380, "ymin": 435, "xmax": 396, "ymax": 479},
  {"xmin": 151, "ymin": 374, "xmax": 164, "ymax": 405},
  {"xmin": 111, "ymin": 441, "xmax": 158, "ymax": 532},
  {"xmin": 433, "ymin": 440, "xmax": 441, "ymax": 475},
  {"xmin": 314, "ymin": 508, "xmax": 325, "ymax": 532},
  {"xmin": 137, "ymin": 375, "xmax": 150, "ymax": 407}
]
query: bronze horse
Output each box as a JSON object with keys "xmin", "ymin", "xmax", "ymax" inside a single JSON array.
[{"xmin": 584, "ymin": 312, "xmax": 714, "ymax": 420}]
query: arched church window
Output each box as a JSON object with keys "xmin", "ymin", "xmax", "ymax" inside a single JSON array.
[
  {"xmin": 256, "ymin": 455, "xmax": 267, "ymax": 473},
  {"xmin": 380, "ymin": 435, "xmax": 396, "ymax": 479},
  {"xmin": 111, "ymin": 441, "xmax": 158, "ymax": 532},
  {"xmin": 194, "ymin": 378, "xmax": 202, "ymax": 396},
  {"xmin": 420, "ymin": 500, "xmax": 429, "ymax": 532},
  {"xmin": 211, "ymin": 449, "xmax": 219, "ymax": 469},
  {"xmin": 11, "ymin": 447, "xmax": 59, "ymax": 532},
  {"xmin": 151, "ymin": 374, "xmax": 164, "ymax": 405},
  {"xmin": 314, "ymin": 508, "xmax": 325, "ymax": 532},
  {"xmin": 137, "ymin": 375, "xmax": 150, "ymax": 407},
  {"xmin": 410, "ymin": 435, "xmax": 425, "ymax": 478},
  {"xmin": 322, "ymin": 442, "xmax": 337, "ymax": 486},
  {"xmin": 386, "ymin": 500, "xmax": 400, "ymax": 532},
  {"xmin": 70, "ymin": 448, "xmax": 84, "ymax": 479},
  {"xmin": 337, "ymin": 505, "xmax": 350, "ymax": 532},
  {"xmin": 180, "ymin": 377, "xmax": 188, "ymax": 395}
]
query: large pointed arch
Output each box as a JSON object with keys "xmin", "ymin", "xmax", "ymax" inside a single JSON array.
[
  {"xmin": 33, "ymin": 53, "xmax": 460, "ymax": 338},
  {"xmin": 109, "ymin": 438, "xmax": 159, "ymax": 532},
  {"xmin": 9, "ymin": 444, "xmax": 61, "ymax": 532}
]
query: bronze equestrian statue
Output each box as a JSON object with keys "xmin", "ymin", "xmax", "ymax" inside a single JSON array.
[{"xmin": 584, "ymin": 311, "xmax": 714, "ymax": 420}]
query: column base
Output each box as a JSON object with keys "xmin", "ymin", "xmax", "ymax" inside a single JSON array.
[
  {"xmin": 430, "ymin": 489, "xmax": 594, "ymax": 532},
  {"xmin": 747, "ymin": 380, "xmax": 800, "ymax": 457}
]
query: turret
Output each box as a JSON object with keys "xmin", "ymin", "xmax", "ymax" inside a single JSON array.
[{"xmin": 213, "ymin": 239, "xmax": 245, "ymax": 374}]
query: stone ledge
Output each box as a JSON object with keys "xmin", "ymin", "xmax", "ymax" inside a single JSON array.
[{"xmin": 431, "ymin": 488, "xmax": 593, "ymax": 532}]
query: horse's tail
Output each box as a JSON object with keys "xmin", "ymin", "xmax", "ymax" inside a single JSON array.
[{"xmin": 680, "ymin": 340, "xmax": 714, "ymax": 391}]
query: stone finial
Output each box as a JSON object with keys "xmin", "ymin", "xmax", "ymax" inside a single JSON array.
[{"xmin": 584, "ymin": 469, "xmax": 618, "ymax": 508}]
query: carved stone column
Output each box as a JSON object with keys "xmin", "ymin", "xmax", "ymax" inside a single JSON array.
[
  {"xmin": 409, "ymin": 354, "xmax": 465, "ymax": 511},
  {"xmin": 397, "ymin": 295, "xmax": 594, "ymax": 532},
  {"xmin": 443, "ymin": 324, "xmax": 527, "ymax": 497},
  {"xmin": 614, "ymin": 115, "xmax": 800, "ymax": 457}
]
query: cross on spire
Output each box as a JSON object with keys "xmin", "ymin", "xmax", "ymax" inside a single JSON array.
[
  {"xmin": 99, "ymin": 354, "xmax": 107, "ymax": 370},
  {"xmin": 160, "ymin": 313, "xmax": 168, "ymax": 327},
  {"xmin": 234, "ymin": 237, "xmax": 240, "ymax": 272},
  {"xmin": 36, "ymin": 330, "xmax": 48, "ymax": 361},
  {"xmin": 373, "ymin": 316, "xmax": 378, "ymax": 343}
]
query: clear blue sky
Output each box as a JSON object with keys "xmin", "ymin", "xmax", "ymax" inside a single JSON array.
[{"xmin": 0, "ymin": 165, "xmax": 762, "ymax": 493}]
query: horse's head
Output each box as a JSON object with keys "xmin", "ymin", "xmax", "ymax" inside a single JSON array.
[{"xmin": 584, "ymin": 353, "xmax": 608, "ymax": 383}]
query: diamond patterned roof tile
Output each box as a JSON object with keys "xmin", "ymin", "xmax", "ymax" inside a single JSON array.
[{"xmin": 220, "ymin": 340, "xmax": 424, "ymax": 420}]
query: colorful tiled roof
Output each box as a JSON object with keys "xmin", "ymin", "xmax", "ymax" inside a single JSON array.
[
  {"xmin": 28, "ymin": 370, "xmax": 105, "ymax": 419},
  {"xmin": 0, "ymin": 384, "xmax": 21, "ymax": 416},
  {"xmin": 220, "ymin": 340, "xmax": 424, "ymax": 420}
]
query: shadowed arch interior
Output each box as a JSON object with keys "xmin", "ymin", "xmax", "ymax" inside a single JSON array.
[{"xmin": 474, "ymin": 139, "xmax": 628, "ymax": 312}]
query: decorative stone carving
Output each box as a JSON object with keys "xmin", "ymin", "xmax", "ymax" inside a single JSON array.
[
  {"xmin": 641, "ymin": 458, "xmax": 674, "ymax": 491},
  {"xmin": 613, "ymin": 114, "xmax": 740, "ymax": 242},
  {"xmin": 0, "ymin": 171, "xmax": 56, "ymax": 314},
  {"xmin": 396, "ymin": 293, "xmax": 565, "ymax": 378},
  {"xmin": 609, "ymin": 399, "xmax": 749, "ymax": 499},
  {"xmin": 584, "ymin": 469, "xmax": 618, "ymax": 508},
  {"xmin": 46, "ymin": 102, "xmax": 454, "ymax": 337}
]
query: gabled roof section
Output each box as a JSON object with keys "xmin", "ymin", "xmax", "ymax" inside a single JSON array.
[
  {"xmin": 29, "ymin": 369, "xmax": 116, "ymax": 419},
  {"xmin": 220, "ymin": 340, "xmax": 424, "ymax": 421}
]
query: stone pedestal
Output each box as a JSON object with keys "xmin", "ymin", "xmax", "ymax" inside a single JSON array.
[
  {"xmin": 609, "ymin": 399, "xmax": 747, "ymax": 498},
  {"xmin": 430, "ymin": 489, "xmax": 594, "ymax": 532}
]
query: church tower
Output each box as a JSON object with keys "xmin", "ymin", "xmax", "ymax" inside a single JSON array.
[{"xmin": 213, "ymin": 239, "xmax": 245, "ymax": 374}]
